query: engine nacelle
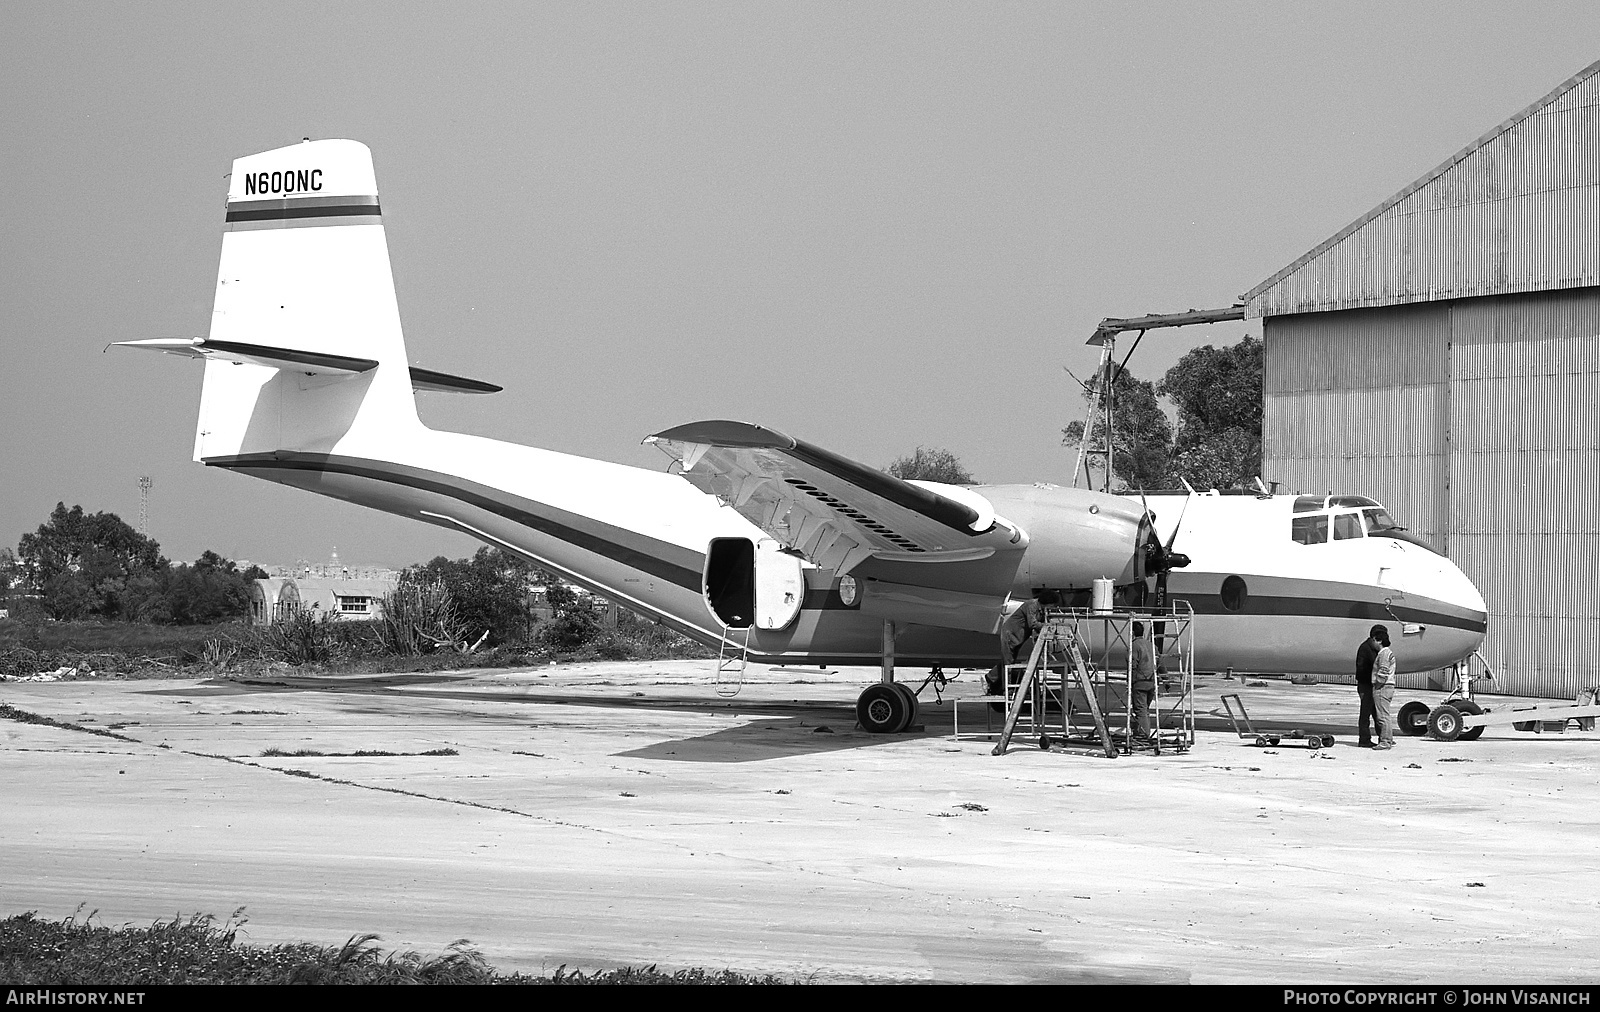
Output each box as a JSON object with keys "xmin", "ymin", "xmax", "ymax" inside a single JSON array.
[{"xmin": 979, "ymin": 484, "xmax": 1149, "ymax": 595}]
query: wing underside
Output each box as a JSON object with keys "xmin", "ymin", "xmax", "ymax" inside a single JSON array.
[{"xmin": 647, "ymin": 420, "xmax": 1028, "ymax": 632}]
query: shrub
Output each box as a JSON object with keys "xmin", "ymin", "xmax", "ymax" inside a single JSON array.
[{"xmin": 376, "ymin": 572, "xmax": 467, "ymax": 656}]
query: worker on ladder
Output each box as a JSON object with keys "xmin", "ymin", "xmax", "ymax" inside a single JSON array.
[{"xmin": 988, "ymin": 597, "xmax": 1047, "ymax": 695}]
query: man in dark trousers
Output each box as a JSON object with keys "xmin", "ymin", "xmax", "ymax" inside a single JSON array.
[{"xmin": 1354, "ymin": 624, "xmax": 1387, "ymax": 747}]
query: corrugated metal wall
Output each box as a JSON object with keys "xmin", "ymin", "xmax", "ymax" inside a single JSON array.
[
  {"xmin": 1246, "ymin": 67, "xmax": 1600, "ymax": 317},
  {"xmin": 1263, "ymin": 288, "xmax": 1600, "ymax": 697},
  {"xmin": 1448, "ymin": 291, "xmax": 1600, "ymax": 696},
  {"xmin": 1264, "ymin": 303, "xmax": 1449, "ymax": 545}
]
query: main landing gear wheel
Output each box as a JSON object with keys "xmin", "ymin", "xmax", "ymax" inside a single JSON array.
[
  {"xmin": 1397, "ymin": 700, "xmax": 1431, "ymax": 736},
  {"xmin": 890, "ymin": 682, "xmax": 920, "ymax": 730},
  {"xmin": 1427, "ymin": 704, "xmax": 1463, "ymax": 742},
  {"xmin": 1452, "ymin": 699, "xmax": 1486, "ymax": 741},
  {"xmin": 857, "ymin": 683, "xmax": 911, "ymax": 734}
]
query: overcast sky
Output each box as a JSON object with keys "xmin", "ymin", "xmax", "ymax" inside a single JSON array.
[{"xmin": 3, "ymin": 2, "xmax": 1597, "ymax": 568}]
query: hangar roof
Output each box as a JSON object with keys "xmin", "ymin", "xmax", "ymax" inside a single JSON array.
[{"xmin": 1244, "ymin": 59, "xmax": 1600, "ymax": 318}]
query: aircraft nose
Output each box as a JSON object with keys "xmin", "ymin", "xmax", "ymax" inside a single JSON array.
[{"xmin": 1434, "ymin": 553, "xmax": 1488, "ymax": 654}]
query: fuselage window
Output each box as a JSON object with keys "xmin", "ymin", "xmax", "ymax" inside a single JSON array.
[
  {"xmin": 1221, "ymin": 575, "xmax": 1248, "ymax": 612},
  {"xmin": 1333, "ymin": 511, "xmax": 1364, "ymax": 540},
  {"xmin": 1291, "ymin": 515, "xmax": 1329, "ymax": 545},
  {"xmin": 1293, "ymin": 495, "xmax": 1326, "ymax": 514}
]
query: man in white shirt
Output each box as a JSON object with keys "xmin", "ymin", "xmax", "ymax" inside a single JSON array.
[{"xmin": 1372, "ymin": 627, "xmax": 1397, "ymax": 749}]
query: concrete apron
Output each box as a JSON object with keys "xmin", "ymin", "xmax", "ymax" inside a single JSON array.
[{"xmin": 3, "ymin": 663, "xmax": 1598, "ymax": 983}]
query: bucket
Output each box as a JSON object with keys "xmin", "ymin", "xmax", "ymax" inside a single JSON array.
[{"xmin": 1091, "ymin": 577, "xmax": 1114, "ymax": 613}]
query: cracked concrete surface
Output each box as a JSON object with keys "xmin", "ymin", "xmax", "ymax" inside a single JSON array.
[{"xmin": 3, "ymin": 662, "xmax": 1598, "ymax": 983}]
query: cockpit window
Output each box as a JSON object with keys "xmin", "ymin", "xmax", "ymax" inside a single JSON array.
[
  {"xmin": 1362, "ymin": 507, "xmax": 1399, "ymax": 532},
  {"xmin": 1333, "ymin": 512, "xmax": 1364, "ymax": 540},
  {"xmin": 1293, "ymin": 495, "xmax": 1325, "ymax": 514},
  {"xmin": 1331, "ymin": 495, "xmax": 1379, "ymax": 508},
  {"xmin": 1291, "ymin": 515, "xmax": 1329, "ymax": 545}
]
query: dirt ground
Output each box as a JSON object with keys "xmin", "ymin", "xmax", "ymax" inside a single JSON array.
[{"xmin": 3, "ymin": 661, "xmax": 1597, "ymax": 984}]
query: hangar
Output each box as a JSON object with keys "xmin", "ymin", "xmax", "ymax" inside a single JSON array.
[{"xmin": 1244, "ymin": 59, "xmax": 1600, "ymax": 698}]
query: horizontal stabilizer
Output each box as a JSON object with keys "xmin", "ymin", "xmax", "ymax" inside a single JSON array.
[
  {"xmin": 113, "ymin": 338, "xmax": 500, "ymax": 393},
  {"xmin": 407, "ymin": 366, "xmax": 502, "ymax": 394}
]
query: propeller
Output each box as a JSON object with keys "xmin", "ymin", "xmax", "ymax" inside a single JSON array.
[{"xmin": 1146, "ymin": 487, "xmax": 1194, "ymax": 657}]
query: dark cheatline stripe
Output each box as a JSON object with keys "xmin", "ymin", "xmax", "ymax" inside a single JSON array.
[
  {"xmin": 201, "ymin": 340, "xmax": 377, "ymax": 374},
  {"xmin": 1177, "ymin": 592, "xmax": 1487, "ymax": 633},
  {"xmin": 206, "ymin": 452, "xmax": 702, "ymax": 592},
  {"xmin": 226, "ymin": 203, "xmax": 383, "ymax": 223}
]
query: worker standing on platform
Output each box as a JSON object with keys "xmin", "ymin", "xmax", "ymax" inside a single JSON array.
[
  {"xmin": 1372, "ymin": 627, "xmax": 1397, "ymax": 749},
  {"xmin": 1130, "ymin": 621, "xmax": 1156, "ymax": 741}
]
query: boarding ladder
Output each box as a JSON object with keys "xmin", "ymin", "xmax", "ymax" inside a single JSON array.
[
  {"xmin": 715, "ymin": 626, "xmax": 751, "ymax": 698},
  {"xmin": 993, "ymin": 623, "xmax": 1118, "ymax": 758}
]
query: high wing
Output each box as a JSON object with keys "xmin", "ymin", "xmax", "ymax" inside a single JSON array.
[{"xmin": 646, "ymin": 420, "xmax": 1028, "ymax": 633}]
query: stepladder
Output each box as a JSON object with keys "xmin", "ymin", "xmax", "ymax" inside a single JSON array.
[
  {"xmin": 715, "ymin": 626, "xmax": 750, "ymax": 698},
  {"xmin": 992, "ymin": 621, "xmax": 1118, "ymax": 758}
]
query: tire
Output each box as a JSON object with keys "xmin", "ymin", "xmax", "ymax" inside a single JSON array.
[
  {"xmin": 1428, "ymin": 704, "xmax": 1463, "ymax": 742},
  {"xmin": 1397, "ymin": 700, "xmax": 1431, "ymax": 736},
  {"xmin": 1320, "ymin": 735, "xmax": 1336, "ymax": 748},
  {"xmin": 1038, "ymin": 734, "xmax": 1052, "ymax": 751},
  {"xmin": 891, "ymin": 682, "xmax": 920, "ymax": 729},
  {"xmin": 857, "ymin": 683, "xmax": 910, "ymax": 734},
  {"xmin": 1254, "ymin": 736, "xmax": 1269, "ymax": 747},
  {"xmin": 1453, "ymin": 699, "xmax": 1486, "ymax": 741},
  {"xmin": 1306, "ymin": 738, "xmax": 1320, "ymax": 749}
]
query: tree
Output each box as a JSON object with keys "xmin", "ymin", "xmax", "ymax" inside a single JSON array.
[
  {"xmin": 1062, "ymin": 365, "xmax": 1176, "ymax": 490},
  {"xmin": 1158, "ymin": 336, "xmax": 1263, "ymax": 489},
  {"xmin": 406, "ymin": 547, "xmax": 540, "ymax": 646},
  {"xmin": 163, "ymin": 552, "xmax": 254, "ymax": 624},
  {"xmin": 885, "ymin": 447, "xmax": 976, "ymax": 484},
  {"xmin": 16, "ymin": 504, "xmax": 168, "ymax": 620}
]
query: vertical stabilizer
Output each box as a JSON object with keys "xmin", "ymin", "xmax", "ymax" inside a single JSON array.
[{"xmin": 194, "ymin": 139, "xmax": 419, "ymax": 462}]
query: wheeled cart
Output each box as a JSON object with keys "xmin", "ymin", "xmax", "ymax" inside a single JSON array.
[{"xmin": 1220, "ymin": 693, "xmax": 1336, "ymax": 749}]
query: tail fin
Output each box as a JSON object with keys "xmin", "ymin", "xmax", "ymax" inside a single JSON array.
[{"xmin": 192, "ymin": 139, "xmax": 419, "ymax": 462}]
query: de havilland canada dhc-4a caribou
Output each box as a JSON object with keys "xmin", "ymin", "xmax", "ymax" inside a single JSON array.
[{"xmin": 118, "ymin": 140, "xmax": 1489, "ymax": 732}]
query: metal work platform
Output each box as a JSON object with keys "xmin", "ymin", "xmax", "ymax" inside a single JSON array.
[{"xmin": 961, "ymin": 604, "xmax": 1195, "ymax": 757}]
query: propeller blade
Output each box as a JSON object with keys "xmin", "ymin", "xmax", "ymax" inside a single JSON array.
[{"xmin": 1164, "ymin": 487, "xmax": 1194, "ymax": 554}]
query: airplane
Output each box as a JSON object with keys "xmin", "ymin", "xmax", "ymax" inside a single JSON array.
[{"xmin": 117, "ymin": 139, "xmax": 1489, "ymax": 734}]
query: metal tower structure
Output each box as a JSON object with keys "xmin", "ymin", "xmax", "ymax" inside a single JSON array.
[{"xmin": 137, "ymin": 476, "xmax": 153, "ymax": 536}]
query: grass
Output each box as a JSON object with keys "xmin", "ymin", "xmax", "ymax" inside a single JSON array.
[
  {"xmin": 258, "ymin": 747, "xmax": 459, "ymax": 757},
  {"xmin": 0, "ymin": 910, "xmax": 788, "ymax": 985},
  {"xmin": 0, "ymin": 615, "xmax": 715, "ymax": 681},
  {"xmin": 0, "ymin": 703, "xmax": 137, "ymax": 742}
]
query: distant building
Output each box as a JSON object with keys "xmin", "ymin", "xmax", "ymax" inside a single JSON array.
[
  {"xmin": 248, "ymin": 575, "xmax": 396, "ymax": 625},
  {"xmin": 247, "ymin": 578, "xmax": 301, "ymax": 626},
  {"xmin": 294, "ymin": 576, "xmax": 397, "ymax": 620}
]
